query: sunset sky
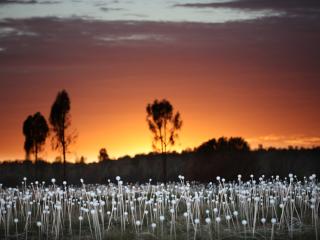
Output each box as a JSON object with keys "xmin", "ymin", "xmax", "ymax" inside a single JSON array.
[{"xmin": 0, "ymin": 0, "xmax": 319, "ymax": 162}]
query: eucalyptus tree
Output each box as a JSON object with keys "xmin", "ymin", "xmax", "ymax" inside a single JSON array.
[
  {"xmin": 49, "ymin": 90, "xmax": 76, "ymax": 179},
  {"xmin": 146, "ymin": 99, "xmax": 182, "ymax": 182},
  {"xmin": 22, "ymin": 112, "xmax": 49, "ymax": 161}
]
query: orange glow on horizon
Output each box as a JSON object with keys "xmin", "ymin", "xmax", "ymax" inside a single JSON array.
[
  {"xmin": 1, "ymin": 85, "xmax": 319, "ymax": 163},
  {"xmin": 1, "ymin": 69, "xmax": 320, "ymax": 162}
]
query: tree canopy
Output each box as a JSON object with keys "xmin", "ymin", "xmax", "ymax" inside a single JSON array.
[
  {"xmin": 22, "ymin": 112, "xmax": 49, "ymax": 161},
  {"xmin": 146, "ymin": 99, "xmax": 182, "ymax": 153}
]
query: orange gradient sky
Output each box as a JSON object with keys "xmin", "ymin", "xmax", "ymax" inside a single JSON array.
[{"xmin": 0, "ymin": 0, "xmax": 320, "ymax": 162}]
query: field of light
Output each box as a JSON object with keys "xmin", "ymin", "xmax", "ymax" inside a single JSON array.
[{"xmin": 0, "ymin": 174, "xmax": 319, "ymax": 239}]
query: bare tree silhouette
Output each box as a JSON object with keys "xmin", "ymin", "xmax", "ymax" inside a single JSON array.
[
  {"xmin": 22, "ymin": 112, "xmax": 49, "ymax": 162},
  {"xmin": 146, "ymin": 99, "xmax": 182, "ymax": 182},
  {"xmin": 49, "ymin": 90, "xmax": 76, "ymax": 180}
]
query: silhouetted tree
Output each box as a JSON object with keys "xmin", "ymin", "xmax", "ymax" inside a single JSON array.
[
  {"xmin": 258, "ymin": 144, "xmax": 264, "ymax": 151},
  {"xmin": 98, "ymin": 148, "xmax": 109, "ymax": 162},
  {"xmin": 228, "ymin": 137, "xmax": 250, "ymax": 151},
  {"xmin": 146, "ymin": 99, "xmax": 182, "ymax": 182},
  {"xmin": 74, "ymin": 155, "xmax": 86, "ymax": 164},
  {"xmin": 196, "ymin": 137, "xmax": 250, "ymax": 153},
  {"xmin": 49, "ymin": 90, "xmax": 75, "ymax": 180},
  {"xmin": 79, "ymin": 156, "xmax": 86, "ymax": 164},
  {"xmin": 22, "ymin": 112, "xmax": 49, "ymax": 162},
  {"xmin": 217, "ymin": 137, "xmax": 229, "ymax": 151},
  {"xmin": 196, "ymin": 138, "xmax": 217, "ymax": 153}
]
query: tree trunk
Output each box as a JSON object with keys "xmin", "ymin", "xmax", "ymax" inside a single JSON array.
[
  {"xmin": 162, "ymin": 151, "xmax": 167, "ymax": 184},
  {"xmin": 35, "ymin": 145, "xmax": 38, "ymax": 162},
  {"xmin": 162, "ymin": 123, "xmax": 167, "ymax": 184},
  {"xmin": 35, "ymin": 144, "xmax": 39, "ymax": 180},
  {"xmin": 63, "ymin": 143, "xmax": 66, "ymax": 181},
  {"xmin": 62, "ymin": 115, "xmax": 67, "ymax": 181}
]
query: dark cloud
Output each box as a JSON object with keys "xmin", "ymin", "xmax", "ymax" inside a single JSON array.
[
  {"xmin": 0, "ymin": 15, "xmax": 319, "ymax": 90},
  {"xmin": 0, "ymin": 0, "xmax": 36, "ymax": 4},
  {"xmin": 174, "ymin": 0, "xmax": 320, "ymax": 15},
  {"xmin": 124, "ymin": 13, "xmax": 148, "ymax": 18},
  {"xmin": 0, "ymin": 0, "xmax": 60, "ymax": 4},
  {"xmin": 100, "ymin": 7, "xmax": 124, "ymax": 12}
]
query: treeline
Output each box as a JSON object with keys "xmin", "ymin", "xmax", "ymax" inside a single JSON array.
[
  {"xmin": 1, "ymin": 137, "xmax": 319, "ymax": 186},
  {"xmin": 11, "ymin": 89, "xmax": 320, "ymax": 186}
]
